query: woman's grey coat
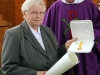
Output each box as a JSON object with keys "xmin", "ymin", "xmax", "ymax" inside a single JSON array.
[{"xmin": 1, "ymin": 21, "xmax": 67, "ymax": 75}]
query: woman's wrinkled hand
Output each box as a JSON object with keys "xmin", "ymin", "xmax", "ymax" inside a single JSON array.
[
  {"xmin": 36, "ymin": 71, "xmax": 47, "ymax": 75},
  {"xmin": 65, "ymin": 38, "xmax": 77, "ymax": 50}
]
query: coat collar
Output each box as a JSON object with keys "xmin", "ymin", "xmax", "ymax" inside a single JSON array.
[{"xmin": 62, "ymin": 0, "xmax": 84, "ymax": 4}]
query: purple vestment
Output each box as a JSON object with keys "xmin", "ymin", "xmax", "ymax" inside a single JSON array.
[{"xmin": 43, "ymin": 0, "xmax": 100, "ymax": 75}]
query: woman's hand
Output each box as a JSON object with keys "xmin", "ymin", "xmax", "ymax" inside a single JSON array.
[
  {"xmin": 65, "ymin": 38, "xmax": 77, "ymax": 49},
  {"xmin": 36, "ymin": 71, "xmax": 47, "ymax": 75}
]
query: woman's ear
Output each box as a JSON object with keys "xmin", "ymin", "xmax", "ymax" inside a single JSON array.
[{"xmin": 23, "ymin": 12, "xmax": 27, "ymax": 19}]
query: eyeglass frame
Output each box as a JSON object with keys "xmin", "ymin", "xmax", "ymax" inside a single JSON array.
[{"xmin": 26, "ymin": 11, "xmax": 45, "ymax": 16}]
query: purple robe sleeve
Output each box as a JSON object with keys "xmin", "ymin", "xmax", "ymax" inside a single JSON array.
[{"xmin": 91, "ymin": 2, "xmax": 100, "ymax": 53}]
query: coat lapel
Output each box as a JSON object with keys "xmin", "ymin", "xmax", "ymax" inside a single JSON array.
[
  {"xmin": 40, "ymin": 26, "xmax": 55, "ymax": 58},
  {"xmin": 40, "ymin": 27, "xmax": 51, "ymax": 53},
  {"xmin": 21, "ymin": 21, "xmax": 49, "ymax": 58}
]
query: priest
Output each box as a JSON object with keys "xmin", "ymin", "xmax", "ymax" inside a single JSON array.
[{"xmin": 43, "ymin": 0, "xmax": 100, "ymax": 75}]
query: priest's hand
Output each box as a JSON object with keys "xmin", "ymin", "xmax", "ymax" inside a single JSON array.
[{"xmin": 65, "ymin": 38, "xmax": 77, "ymax": 50}]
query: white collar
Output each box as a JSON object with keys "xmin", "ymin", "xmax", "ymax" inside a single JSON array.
[
  {"xmin": 27, "ymin": 22, "xmax": 41, "ymax": 34},
  {"xmin": 62, "ymin": 0, "xmax": 84, "ymax": 4}
]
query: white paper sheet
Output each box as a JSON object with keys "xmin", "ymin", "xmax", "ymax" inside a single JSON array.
[{"xmin": 46, "ymin": 51, "xmax": 79, "ymax": 75}]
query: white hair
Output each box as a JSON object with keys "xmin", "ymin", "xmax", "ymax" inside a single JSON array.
[{"xmin": 21, "ymin": 0, "xmax": 46, "ymax": 12}]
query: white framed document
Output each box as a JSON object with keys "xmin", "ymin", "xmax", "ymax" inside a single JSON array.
[{"xmin": 67, "ymin": 20, "xmax": 94, "ymax": 53}]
